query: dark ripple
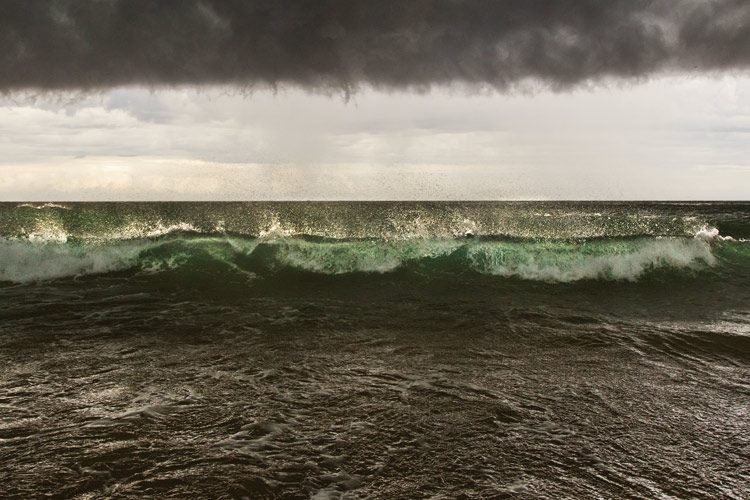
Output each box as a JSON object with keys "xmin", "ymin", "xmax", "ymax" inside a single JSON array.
[{"xmin": 1, "ymin": 307, "xmax": 748, "ymax": 498}]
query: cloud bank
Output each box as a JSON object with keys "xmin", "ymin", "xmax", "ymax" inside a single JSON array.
[{"xmin": 2, "ymin": 0, "xmax": 749, "ymax": 93}]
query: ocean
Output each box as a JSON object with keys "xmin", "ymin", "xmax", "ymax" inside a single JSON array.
[{"xmin": 1, "ymin": 201, "xmax": 748, "ymax": 498}]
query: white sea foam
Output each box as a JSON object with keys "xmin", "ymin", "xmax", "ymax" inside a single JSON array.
[
  {"xmin": 87, "ymin": 221, "xmax": 203, "ymax": 243},
  {"xmin": 694, "ymin": 226, "xmax": 720, "ymax": 241},
  {"xmin": 467, "ymin": 237, "xmax": 716, "ymax": 282},
  {"xmin": 15, "ymin": 202, "xmax": 71, "ymax": 210},
  {"xmin": 26, "ymin": 227, "xmax": 69, "ymax": 244},
  {"xmin": 0, "ymin": 239, "xmax": 144, "ymax": 283},
  {"xmin": 693, "ymin": 225, "xmax": 739, "ymax": 243},
  {"xmin": 258, "ymin": 218, "xmax": 295, "ymax": 239}
]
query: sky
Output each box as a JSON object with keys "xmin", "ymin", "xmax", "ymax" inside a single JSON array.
[{"xmin": 1, "ymin": 0, "xmax": 749, "ymax": 200}]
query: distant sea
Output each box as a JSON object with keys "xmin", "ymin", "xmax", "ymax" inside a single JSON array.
[{"xmin": 1, "ymin": 202, "xmax": 748, "ymax": 498}]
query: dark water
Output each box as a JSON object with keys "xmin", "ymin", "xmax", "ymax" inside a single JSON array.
[{"xmin": 1, "ymin": 202, "xmax": 748, "ymax": 498}]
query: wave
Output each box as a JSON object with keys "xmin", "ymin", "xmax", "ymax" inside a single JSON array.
[
  {"xmin": 6, "ymin": 201, "xmax": 746, "ymax": 243},
  {"xmin": 1, "ymin": 230, "xmax": 744, "ymax": 284}
]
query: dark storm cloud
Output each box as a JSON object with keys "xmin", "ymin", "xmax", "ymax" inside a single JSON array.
[{"xmin": 2, "ymin": 0, "xmax": 749, "ymax": 93}]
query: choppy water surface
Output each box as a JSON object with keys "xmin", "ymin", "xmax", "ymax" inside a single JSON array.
[{"xmin": 1, "ymin": 202, "xmax": 748, "ymax": 498}]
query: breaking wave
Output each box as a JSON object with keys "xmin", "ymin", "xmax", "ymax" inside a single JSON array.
[
  {"xmin": 1, "ymin": 229, "xmax": 743, "ymax": 284},
  {"xmin": 2, "ymin": 202, "xmax": 747, "ymax": 284}
]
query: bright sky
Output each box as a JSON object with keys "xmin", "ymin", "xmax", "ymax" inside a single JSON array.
[{"xmin": 1, "ymin": 75, "xmax": 749, "ymax": 200}]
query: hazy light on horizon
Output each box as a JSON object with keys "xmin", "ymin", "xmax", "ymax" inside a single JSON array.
[{"xmin": 1, "ymin": 75, "xmax": 748, "ymax": 200}]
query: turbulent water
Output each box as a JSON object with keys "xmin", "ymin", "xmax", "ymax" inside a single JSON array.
[{"xmin": 1, "ymin": 202, "xmax": 748, "ymax": 498}]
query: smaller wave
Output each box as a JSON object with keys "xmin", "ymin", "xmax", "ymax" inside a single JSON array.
[
  {"xmin": 266, "ymin": 238, "xmax": 462, "ymax": 274},
  {"xmin": 0, "ymin": 237, "xmax": 260, "ymax": 283},
  {"xmin": 15, "ymin": 202, "xmax": 71, "ymax": 210},
  {"xmin": 465, "ymin": 238, "xmax": 716, "ymax": 282}
]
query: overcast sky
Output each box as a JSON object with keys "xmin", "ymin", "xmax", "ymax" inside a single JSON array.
[{"xmin": 1, "ymin": 1, "xmax": 749, "ymax": 200}]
